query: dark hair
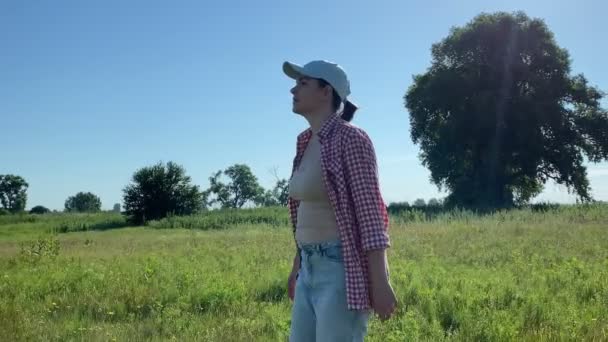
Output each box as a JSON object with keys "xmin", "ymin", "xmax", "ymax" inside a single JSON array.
[{"xmin": 317, "ymin": 79, "xmax": 358, "ymax": 122}]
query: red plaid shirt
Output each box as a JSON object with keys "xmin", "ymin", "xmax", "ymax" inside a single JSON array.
[{"xmin": 288, "ymin": 113, "xmax": 391, "ymax": 310}]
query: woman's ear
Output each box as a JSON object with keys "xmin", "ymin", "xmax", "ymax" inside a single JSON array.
[{"xmin": 322, "ymin": 84, "xmax": 333, "ymax": 100}]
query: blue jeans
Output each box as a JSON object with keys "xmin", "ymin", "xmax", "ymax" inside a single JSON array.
[{"xmin": 289, "ymin": 239, "xmax": 370, "ymax": 342}]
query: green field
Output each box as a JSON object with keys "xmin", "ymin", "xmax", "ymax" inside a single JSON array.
[{"xmin": 1, "ymin": 205, "xmax": 607, "ymax": 341}]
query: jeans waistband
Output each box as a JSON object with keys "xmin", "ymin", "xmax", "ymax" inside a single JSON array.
[{"xmin": 297, "ymin": 239, "xmax": 342, "ymax": 254}]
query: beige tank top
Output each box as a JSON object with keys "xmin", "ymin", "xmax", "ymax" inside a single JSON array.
[{"xmin": 288, "ymin": 134, "xmax": 339, "ymax": 243}]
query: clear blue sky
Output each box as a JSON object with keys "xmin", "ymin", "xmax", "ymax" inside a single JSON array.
[{"xmin": 2, "ymin": 0, "xmax": 607, "ymax": 210}]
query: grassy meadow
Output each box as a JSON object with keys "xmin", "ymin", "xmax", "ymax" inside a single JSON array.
[{"xmin": 0, "ymin": 205, "xmax": 607, "ymax": 341}]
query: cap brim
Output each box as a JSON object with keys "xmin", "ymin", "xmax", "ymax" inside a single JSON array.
[{"xmin": 283, "ymin": 61, "xmax": 306, "ymax": 80}]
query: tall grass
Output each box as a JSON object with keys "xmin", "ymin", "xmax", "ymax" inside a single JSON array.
[
  {"xmin": 0, "ymin": 213, "xmax": 128, "ymax": 243},
  {"xmin": 146, "ymin": 207, "xmax": 290, "ymax": 230},
  {"xmin": 0, "ymin": 204, "xmax": 606, "ymax": 341},
  {"xmin": 390, "ymin": 202, "xmax": 608, "ymax": 225},
  {"xmin": 150, "ymin": 202, "xmax": 608, "ymax": 231}
]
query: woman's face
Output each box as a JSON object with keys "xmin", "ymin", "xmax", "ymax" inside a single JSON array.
[{"xmin": 290, "ymin": 77, "xmax": 329, "ymax": 115}]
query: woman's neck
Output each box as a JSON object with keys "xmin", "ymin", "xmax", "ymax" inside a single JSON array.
[{"xmin": 304, "ymin": 109, "xmax": 334, "ymax": 135}]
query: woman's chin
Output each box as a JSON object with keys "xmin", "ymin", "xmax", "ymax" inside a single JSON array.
[{"xmin": 292, "ymin": 105, "xmax": 303, "ymax": 114}]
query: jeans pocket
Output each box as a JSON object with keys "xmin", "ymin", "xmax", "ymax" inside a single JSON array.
[{"xmin": 323, "ymin": 246, "xmax": 343, "ymax": 263}]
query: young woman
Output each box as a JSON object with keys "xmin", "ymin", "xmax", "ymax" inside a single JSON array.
[{"xmin": 284, "ymin": 60, "xmax": 397, "ymax": 341}]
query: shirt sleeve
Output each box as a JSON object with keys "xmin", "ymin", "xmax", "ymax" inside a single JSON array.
[
  {"xmin": 343, "ymin": 129, "xmax": 391, "ymax": 252},
  {"xmin": 288, "ymin": 137, "xmax": 302, "ymax": 238}
]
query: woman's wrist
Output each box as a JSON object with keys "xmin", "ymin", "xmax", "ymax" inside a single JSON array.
[{"xmin": 367, "ymin": 249, "xmax": 389, "ymax": 284}]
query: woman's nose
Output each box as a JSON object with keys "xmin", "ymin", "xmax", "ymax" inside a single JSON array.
[{"xmin": 290, "ymin": 86, "xmax": 297, "ymax": 95}]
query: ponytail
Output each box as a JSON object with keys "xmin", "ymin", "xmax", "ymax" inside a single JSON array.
[
  {"xmin": 317, "ymin": 78, "xmax": 358, "ymax": 122},
  {"xmin": 341, "ymin": 100, "xmax": 358, "ymax": 122}
]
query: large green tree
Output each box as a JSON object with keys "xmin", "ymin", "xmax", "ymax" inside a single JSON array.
[
  {"xmin": 271, "ymin": 178, "xmax": 290, "ymax": 206},
  {"xmin": 255, "ymin": 178, "xmax": 289, "ymax": 207},
  {"xmin": 0, "ymin": 174, "xmax": 29, "ymax": 213},
  {"xmin": 206, "ymin": 164, "xmax": 264, "ymax": 209},
  {"xmin": 123, "ymin": 162, "xmax": 203, "ymax": 224},
  {"xmin": 65, "ymin": 192, "xmax": 102, "ymax": 212},
  {"xmin": 405, "ymin": 12, "xmax": 608, "ymax": 209}
]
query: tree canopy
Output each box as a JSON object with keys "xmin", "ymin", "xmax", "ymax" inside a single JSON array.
[
  {"xmin": 65, "ymin": 192, "xmax": 102, "ymax": 213},
  {"xmin": 206, "ymin": 164, "xmax": 264, "ymax": 209},
  {"xmin": 405, "ymin": 12, "xmax": 608, "ymax": 209},
  {"xmin": 123, "ymin": 162, "xmax": 203, "ymax": 224},
  {"xmin": 30, "ymin": 205, "xmax": 51, "ymax": 214},
  {"xmin": 0, "ymin": 174, "xmax": 29, "ymax": 213}
]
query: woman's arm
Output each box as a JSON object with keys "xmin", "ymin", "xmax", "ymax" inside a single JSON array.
[
  {"xmin": 343, "ymin": 129, "xmax": 396, "ymax": 319},
  {"xmin": 367, "ymin": 249, "xmax": 396, "ymax": 320},
  {"xmin": 291, "ymin": 248, "xmax": 301, "ymax": 272},
  {"xmin": 288, "ymin": 248, "xmax": 300, "ymax": 301}
]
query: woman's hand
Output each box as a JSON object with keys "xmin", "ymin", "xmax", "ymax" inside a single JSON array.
[{"xmin": 370, "ymin": 278, "xmax": 397, "ymax": 321}]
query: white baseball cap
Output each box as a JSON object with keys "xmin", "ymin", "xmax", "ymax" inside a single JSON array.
[{"xmin": 283, "ymin": 60, "xmax": 351, "ymax": 102}]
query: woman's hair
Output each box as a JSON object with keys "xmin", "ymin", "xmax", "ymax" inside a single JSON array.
[{"xmin": 317, "ymin": 79, "xmax": 357, "ymax": 122}]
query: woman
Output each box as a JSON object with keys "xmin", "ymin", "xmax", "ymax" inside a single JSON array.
[{"xmin": 284, "ymin": 60, "xmax": 397, "ymax": 341}]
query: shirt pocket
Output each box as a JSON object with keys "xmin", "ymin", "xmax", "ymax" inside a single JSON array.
[
  {"xmin": 322, "ymin": 157, "xmax": 342, "ymax": 187},
  {"xmin": 322, "ymin": 165, "xmax": 341, "ymax": 211}
]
